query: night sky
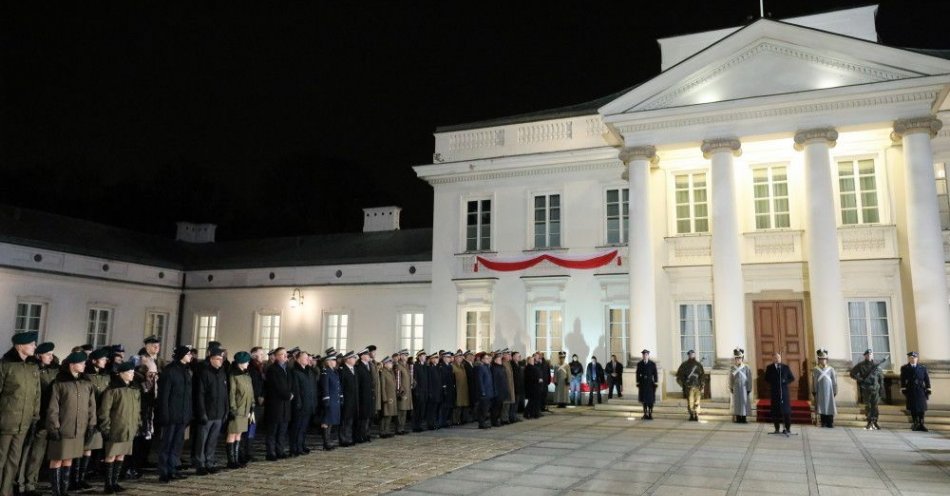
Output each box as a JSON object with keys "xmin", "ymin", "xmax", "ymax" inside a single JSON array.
[{"xmin": 1, "ymin": 1, "xmax": 946, "ymax": 241}]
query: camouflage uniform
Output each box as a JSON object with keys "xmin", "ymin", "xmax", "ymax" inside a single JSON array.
[{"xmin": 850, "ymin": 352, "xmax": 885, "ymax": 430}]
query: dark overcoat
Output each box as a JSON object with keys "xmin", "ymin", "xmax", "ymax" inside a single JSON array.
[
  {"xmin": 263, "ymin": 362, "xmax": 293, "ymax": 425},
  {"xmin": 764, "ymin": 362, "xmax": 795, "ymax": 415},
  {"xmin": 339, "ymin": 365, "xmax": 358, "ymax": 420},
  {"xmin": 319, "ymin": 367, "xmax": 342, "ymax": 426},
  {"xmin": 355, "ymin": 361, "xmax": 375, "ymax": 419},
  {"xmin": 900, "ymin": 363, "xmax": 930, "ymax": 413},
  {"xmin": 635, "ymin": 360, "xmax": 658, "ymax": 404},
  {"xmin": 156, "ymin": 360, "xmax": 192, "ymax": 425}
]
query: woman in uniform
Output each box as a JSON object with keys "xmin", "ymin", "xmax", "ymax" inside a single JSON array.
[
  {"xmin": 226, "ymin": 351, "xmax": 254, "ymax": 469},
  {"xmin": 46, "ymin": 351, "xmax": 96, "ymax": 496},
  {"xmin": 98, "ymin": 362, "xmax": 141, "ymax": 493}
]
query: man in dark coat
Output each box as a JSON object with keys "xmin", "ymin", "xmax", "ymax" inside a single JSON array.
[
  {"xmin": 411, "ymin": 351, "xmax": 428, "ymax": 432},
  {"xmin": 425, "ymin": 353, "xmax": 442, "ymax": 430},
  {"xmin": 539, "ymin": 354, "xmax": 552, "ymax": 411},
  {"xmin": 475, "ymin": 354, "xmax": 494, "ymax": 429},
  {"xmin": 490, "ymin": 354, "xmax": 510, "ymax": 427},
  {"xmin": 156, "ymin": 346, "xmax": 193, "ymax": 483},
  {"xmin": 289, "ymin": 351, "xmax": 318, "ymax": 455},
  {"xmin": 319, "ymin": 353, "xmax": 342, "ymax": 450},
  {"xmin": 764, "ymin": 352, "xmax": 795, "ymax": 435},
  {"xmin": 263, "ymin": 347, "xmax": 293, "ymax": 460},
  {"xmin": 354, "ymin": 349, "xmax": 376, "ymax": 442},
  {"xmin": 240, "ymin": 347, "xmax": 266, "ymax": 464},
  {"xmin": 437, "ymin": 352, "xmax": 455, "ymax": 428},
  {"xmin": 635, "ymin": 350, "xmax": 658, "ymax": 419},
  {"xmin": 193, "ymin": 348, "xmax": 228, "ymax": 474},
  {"xmin": 463, "ymin": 351, "xmax": 478, "ymax": 421},
  {"xmin": 586, "ymin": 357, "xmax": 605, "ymax": 405},
  {"xmin": 523, "ymin": 355, "xmax": 542, "ymax": 419},
  {"xmin": 338, "ymin": 351, "xmax": 359, "ymax": 447},
  {"xmin": 510, "ymin": 352, "xmax": 525, "ymax": 420},
  {"xmin": 606, "ymin": 354, "xmax": 624, "ymax": 399},
  {"xmin": 900, "ymin": 351, "xmax": 931, "ymax": 431}
]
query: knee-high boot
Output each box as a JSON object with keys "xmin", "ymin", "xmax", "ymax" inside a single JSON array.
[
  {"xmin": 102, "ymin": 462, "xmax": 115, "ymax": 494},
  {"xmin": 77, "ymin": 455, "xmax": 92, "ymax": 489},
  {"xmin": 918, "ymin": 413, "xmax": 928, "ymax": 432},
  {"xmin": 59, "ymin": 466, "xmax": 72, "ymax": 496},
  {"xmin": 235, "ymin": 441, "xmax": 246, "ymax": 468},
  {"xmin": 50, "ymin": 467, "xmax": 64, "ymax": 496}
]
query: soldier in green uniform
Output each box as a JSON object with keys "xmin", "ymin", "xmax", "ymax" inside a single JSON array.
[
  {"xmin": 850, "ymin": 348, "xmax": 885, "ymax": 430},
  {"xmin": 47, "ymin": 351, "xmax": 97, "ymax": 496},
  {"xmin": 71, "ymin": 347, "xmax": 110, "ymax": 490},
  {"xmin": 0, "ymin": 331, "xmax": 40, "ymax": 496},
  {"xmin": 18, "ymin": 342, "xmax": 57, "ymax": 496},
  {"xmin": 676, "ymin": 350, "xmax": 705, "ymax": 421},
  {"xmin": 98, "ymin": 362, "xmax": 141, "ymax": 494}
]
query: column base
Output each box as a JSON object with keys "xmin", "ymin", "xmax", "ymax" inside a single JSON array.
[
  {"xmin": 924, "ymin": 371, "xmax": 950, "ymax": 406},
  {"xmin": 709, "ymin": 369, "xmax": 730, "ymax": 401}
]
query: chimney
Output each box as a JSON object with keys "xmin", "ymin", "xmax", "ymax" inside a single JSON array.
[
  {"xmin": 176, "ymin": 222, "xmax": 217, "ymax": 243},
  {"xmin": 362, "ymin": 206, "xmax": 401, "ymax": 232}
]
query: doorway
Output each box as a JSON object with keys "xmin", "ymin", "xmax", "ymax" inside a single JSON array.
[{"xmin": 753, "ymin": 300, "xmax": 809, "ymax": 400}]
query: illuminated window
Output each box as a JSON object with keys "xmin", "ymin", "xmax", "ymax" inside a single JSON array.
[
  {"xmin": 752, "ymin": 166, "xmax": 790, "ymax": 229},
  {"xmin": 87, "ymin": 308, "xmax": 112, "ymax": 348},
  {"xmin": 399, "ymin": 312, "xmax": 424, "ymax": 355},
  {"xmin": 838, "ymin": 159, "xmax": 879, "ymax": 225},
  {"xmin": 534, "ymin": 309, "xmax": 563, "ymax": 356},
  {"xmin": 605, "ymin": 188, "xmax": 629, "ymax": 244},
  {"xmin": 325, "ymin": 313, "xmax": 348, "ymax": 352},
  {"xmin": 464, "ymin": 310, "xmax": 491, "ymax": 352},
  {"xmin": 533, "ymin": 194, "xmax": 561, "ymax": 248},
  {"xmin": 674, "ymin": 173, "xmax": 708, "ymax": 234},
  {"xmin": 679, "ymin": 303, "xmax": 714, "ymax": 365},
  {"xmin": 848, "ymin": 300, "xmax": 890, "ymax": 365},
  {"xmin": 466, "ymin": 199, "xmax": 491, "ymax": 251},
  {"xmin": 194, "ymin": 314, "xmax": 217, "ymax": 357}
]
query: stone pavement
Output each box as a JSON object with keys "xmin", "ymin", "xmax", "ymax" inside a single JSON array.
[{"xmin": 77, "ymin": 411, "xmax": 949, "ymax": 495}]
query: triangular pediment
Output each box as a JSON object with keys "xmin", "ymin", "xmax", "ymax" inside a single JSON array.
[{"xmin": 600, "ymin": 19, "xmax": 950, "ymax": 115}]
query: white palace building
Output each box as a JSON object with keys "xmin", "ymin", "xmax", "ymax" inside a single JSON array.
[{"xmin": 3, "ymin": 6, "xmax": 950, "ymax": 404}]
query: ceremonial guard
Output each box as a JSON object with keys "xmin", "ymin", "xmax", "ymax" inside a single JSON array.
[
  {"xmin": 338, "ymin": 351, "xmax": 359, "ymax": 447},
  {"xmin": 554, "ymin": 352, "xmax": 570, "ymax": 408},
  {"xmin": 263, "ymin": 347, "xmax": 293, "ymax": 459},
  {"xmin": 226, "ymin": 351, "xmax": 254, "ymax": 468},
  {"xmin": 394, "ymin": 350, "xmax": 412, "ymax": 434},
  {"xmin": 568, "ymin": 354, "xmax": 583, "ymax": 406},
  {"xmin": 676, "ymin": 350, "xmax": 705, "ymax": 421},
  {"xmin": 241, "ymin": 347, "xmax": 266, "ymax": 465},
  {"xmin": 18, "ymin": 342, "xmax": 56, "ymax": 496},
  {"xmin": 379, "ymin": 356, "xmax": 398, "ymax": 437},
  {"xmin": 606, "ymin": 354, "xmax": 624, "ymax": 399},
  {"xmin": 425, "ymin": 353, "xmax": 442, "ymax": 430},
  {"xmin": 812, "ymin": 349, "xmax": 838, "ymax": 428},
  {"xmin": 156, "ymin": 346, "xmax": 192, "ymax": 483},
  {"xmin": 47, "ymin": 351, "xmax": 97, "ymax": 496},
  {"xmin": 765, "ymin": 352, "xmax": 795, "ymax": 435},
  {"xmin": 438, "ymin": 352, "xmax": 456, "ymax": 427},
  {"xmin": 451, "ymin": 353, "xmax": 470, "ymax": 425},
  {"xmin": 636, "ymin": 350, "xmax": 658, "ymax": 420},
  {"xmin": 355, "ymin": 348, "xmax": 376, "ymax": 442},
  {"xmin": 289, "ymin": 350, "xmax": 317, "ymax": 456},
  {"xmin": 729, "ymin": 348, "xmax": 752, "ymax": 424},
  {"xmin": 586, "ymin": 356, "xmax": 605, "ymax": 405},
  {"xmin": 98, "ymin": 362, "xmax": 141, "ymax": 494},
  {"xmin": 850, "ymin": 349, "xmax": 885, "ymax": 430},
  {"xmin": 900, "ymin": 351, "xmax": 931, "ymax": 431},
  {"xmin": 411, "ymin": 350, "xmax": 428, "ymax": 432},
  {"xmin": 510, "ymin": 351, "xmax": 524, "ymax": 422},
  {"xmin": 0, "ymin": 331, "xmax": 40, "ymax": 496},
  {"xmin": 319, "ymin": 352, "xmax": 342, "ymax": 450},
  {"xmin": 475, "ymin": 353, "xmax": 495, "ymax": 428}
]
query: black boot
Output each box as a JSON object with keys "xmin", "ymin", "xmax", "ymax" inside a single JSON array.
[
  {"xmin": 225, "ymin": 443, "xmax": 237, "ymax": 469},
  {"xmin": 76, "ymin": 455, "xmax": 92, "ymax": 490},
  {"xmin": 102, "ymin": 462, "xmax": 115, "ymax": 494},
  {"xmin": 112, "ymin": 461, "xmax": 126, "ymax": 493},
  {"xmin": 235, "ymin": 441, "xmax": 246, "ymax": 467},
  {"xmin": 918, "ymin": 413, "xmax": 928, "ymax": 432},
  {"xmin": 49, "ymin": 468, "xmax": 63, "ymax": 496},
  {"xmin": 59, "ymin": 466, "xmax": 71, "ymax": 496},
  {"xmin": 827, "ymin": 415, "xmax": 834, "ymax": 428}
]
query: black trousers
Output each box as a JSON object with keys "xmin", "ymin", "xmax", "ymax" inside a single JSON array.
[
  {"xmin": 355, "ymin": 417, "xmax": 371, "ymax": 442},
  {"xmin": 607, "ymin": 378, "xmax": 622, "ymax": 397},
  {"xmin": 477, "ymin": 398, "xmax": 492, "ymax": 427},
  {"xmin": 157, "ymin": 423, "xmax": 186, "ymax": 479},
  {"xmin": 425, "ymin": 400, "xmax": 440, "ymax": 429},
  {"xmin": 490, "ymin": 398, "xmax": 503, "ymax": 425},
  {"xmin": 289, "ymin": 413, "xmax": 311, "ymax": 454},
  {"xmin": 265, "ymin": 421, "xmax": 289, "ymax": 456},
  {"xmin": 339, "ymin": 413, "xmax": 355, "ymax": 445}
]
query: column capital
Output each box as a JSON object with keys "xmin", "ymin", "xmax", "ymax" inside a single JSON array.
[
  {"xmin": 700, "ymin": 138, "xmax": 741, "ymax": 159},
  {"xmin": 793, "ymin": 128, "xmax": 838, "ymax": 151},
  {"xmin": 891, "ymin": 116, "xmax": 943, "ymax": 142},
  {"xmin": 618, "ymin": 145, "xmax": 657, "ymax": 165}
]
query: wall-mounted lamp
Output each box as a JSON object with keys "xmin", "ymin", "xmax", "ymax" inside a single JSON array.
[{"xmin": 289, "ymin": 288, "xmax": 304, "ymax": 308}]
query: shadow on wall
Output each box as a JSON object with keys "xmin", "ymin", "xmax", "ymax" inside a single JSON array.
[
  {"xmin": 494, "ymin": 305, "xmax": 528, "ymax": 352},
  {"xmin": 565, "ymin": 317, "xmax": 590, "ymax": 362}
]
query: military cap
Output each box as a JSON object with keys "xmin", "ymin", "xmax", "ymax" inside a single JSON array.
[
  {"xmin": 558, "ymin": 351, "xmax": 567, "ymax": 357},
  {"xmin": 464, "ymin": 350, "xmax": 474, "ymax": 356},
  {"xmin": 89, "ymin": 347, "xmax": 110, "ymax": 361},
  {"xmin": 816, "ymin": 349, "xmax": 828, "ymax": 359},
  {"xmin": 415, "ymin": 349, "xmax": 426, "ymax": 357},
  {"xmin": 642, "ymin": 349, "xmax": 651, "ymax": 355},
  {"xmin": 208, "ymin": 348, "xmax": 225, "ymax": 358},
  {"xmin": 63, "ymin": 351, "xmax": 88, "ymax": 365},
  {"xmin": 382, "ymin": 355, "xmax": 393, "ymax": 364},
  {"xmin": 144, "ymin": 335, "xmax": 161, "ymax": 344},
  {"xmin": 342, "ymin": 350, "xmax": 357, "ymax": 360},
  {"xmin": 36, "ymin": 342, "xmax": 55, "ymax": 354},
  {"xmin": 172, "ymin": 345, "xmax": 191, "ymax": 360},
  {"xmin": 443, "ymin": 351, "xmax": 454, "ymax": 357},
  {"xmin": 357, "ymin": 347, "xmax": 370, "ymax": 356},
  {"xmin": 325, "ymin": 347, "xmax": 337, "ymax": 357},
  {"xmin": 397, "ymin": 349, "xmax": 409, "ymax": 356},
  {"xmin": 864, "ymin": 349, "xmax": 873, "ymax": 355},
  {"xmin": 288, "ymin": 346, "xmax": 300, "ymax": 355},
  {"xmin": 367, "ymin": 345, "xmax": 377, "ymax": 352},
  {"xmin": 908, "ymin": 351, "xmax": 919, "ymax": 357},
  {"xmin": 324, "ymin": 353, "xmax": 339, "ymax": 362},
  {"xmin": 733, "ymin": 348, "xmax": 744, "ymax": 358},
  {"xmin": 267, "ymin": 349, "xmax": 276, "ymax": 356},
  {"xmin": 501, "ymin": 348, "xmax": 511, "ymax": 354},
  {"xmin": 114, "ymin": 362, "xmax": 135, "ymax": 373},
  {"xmin": 234, "ymin": 351, "xmax": 252, "ymax": 364},
  {"xmin": 111, "ymin": 344, "xmax": 126, "ymax": 353},
  {"xmin": 687, "ymin": 349, "xmax": 696, "ymax": 355}
]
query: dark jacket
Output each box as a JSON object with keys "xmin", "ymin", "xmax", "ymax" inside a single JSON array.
[
  {"xmin": 438, "ymin": 362, "xmax": 455, "ymax": 406},
  {"xmin": 764, "ymin": 362, "xmax": 795, "ymax": 414},
  {"xmin": 900, "ymin": 363, "xmax": 930, "ymax": 413},
  {"xmin": 156, "ymin": 359, "xmax": 193, "ymax": 425},
  {"xmin": 569, "ymin": 360, "xmax": 583, "ymax": 379},
  {"xmin": 339, "ymin": 365, "xmax": 358, "ymax": 419},
  {"xmin": 355, "ymin": 360, "xmax": 376, "ymax": 418},
  {"xmin": 264, "ymin": 362, "xmax": 293, "ymax": 425},
  {"xmin": 248, "ymin": 359, "xmax": 265, "ymax": 407},
  {"xmin": 511, "ymin": 360, "xmax": 525, "ymax": 396},
  {"xmin": 290, "ymin": 363, "xmax": 318, "ymax": 417},
  {"xmin": 464, "ymin": 360, "xmax": 478, "ymax": 406},
  {"xmin": 635, "ymin": 360, "xmax": 658, "ymax": 404},
  {"xmin": 411, "ymin": 361, "xmax": 428, "ymax": 401},
  {"xmin": 586, "ymin": 362, "xmax": 605, "ymax": 385},
  {"xmin": 319, "ymin": 367, "xmax": 342, "ymax": 425},
  {"xmin": 195, "ymin": 362, "xmax": 229, "ymax": 422},
  {"xmin": 425, "ymin": 362, "xmax": 442, "ymax": 403},
  {"xmin": 476, "ymin": 363, "xmax": 494, "ymax": 399},
  {"xmin": 491, "ymin": 363, "xmax": 509, "ymax": 401},
  {"xmin": 605, "ymin": 360, "xmax": 624, "ymax": 384},
  {"xmin": 523, "ymin": 363, "xmax": 541, "ymax": 400}
]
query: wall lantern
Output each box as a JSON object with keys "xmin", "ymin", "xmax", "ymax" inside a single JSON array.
[{"xmin": 289, "ymin": 288, "xmax": 304, "ymax": 308}]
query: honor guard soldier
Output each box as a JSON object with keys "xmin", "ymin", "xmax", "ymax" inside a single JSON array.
[
  {"xmin": 900, "ymin": 352, "xmax": 931, "ymax": 431},
  {"xmin": 319, "ymin": 352, "xmax": 342, "ymax": 450},
  {"xmin": 676, "ymin": 350, "xmax": 705, "ymax": 421},
  {"xmin": 554, "ymin": 352, "xmax": 570, "ymax": 408},
  {"xmin": 338, "ymin": 351, "xmax": 359, "ymax": 447},
  {"xmin": 0, "ymin": 331, "xmax": 40, "ymax": 496},
  {"xmin": 729, "ymin": 348, "xmax": 752, "ymax": 423},
  {"xmin": 636, "ymin": 350, "xmax": 658, "ymax": 420},
  {"xmin": 379, "ymin": 356, "xmax": 398, "ymax": 437},
  {"xmin": 812, "ymin": 349, "xmax": 838, "ymax": 428},
  {"xmin": 850, "ymin": 349, "xmax": 885, "ymax": 430}
]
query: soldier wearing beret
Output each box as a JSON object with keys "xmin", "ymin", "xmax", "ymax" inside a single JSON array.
[
  {"xmin": 47, "ymin": 351, "xmax": 97, "ymax": 496},
  {"xmin": 17, "ymin": 342, "xmax": 56, "ymax": 496},
  {"xmin": 637, "ymin": 350, "xmax": 658, "ymax": 420},
  {"xmin": 72, "ymin": 347, "xmax": 111, "ymax": 490},
  {"xmin": 98, "ymin": 362, "xmax": 141, "ymax": 494},
  {"xmin": 226, "ymin": 351, "xmax": 254, "ymax": 468},
  {"xmin": 0, "ymin": 331, "xmax": 40, "ymax": 496},
  {"xmin": 850, "ymin": 349, "xmax": 885, "ymax": 430},
  {"xmin": 812, "ymin": 349, "xmax": 837, "ymax": 428},
  {"xmin": 900, "ymin": 351, "xmax": 931, "ymax": 431}
]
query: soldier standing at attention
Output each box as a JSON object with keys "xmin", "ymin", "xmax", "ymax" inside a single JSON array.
[
  {"xmin": 0, "ymin": 331, "xmax": 40, "ymax": 496},
  {"xmin": 394, "ymin": 350, "xmax": 412, "ymax": 434},
  {"xmin": 410, "ymin": 350, "xmax": 427, "ymax": 432},
  {"xmin": 379, "ymin": 356, "xmax": 398, "ymax": 437},
  {"xmin": 554, "ymin": 352, "xmax": 570, "ymax": 408},
  {"xmin": 451, "ymin": 352, "xmax": 469, "ymax": 425},
  {"xmin": 98, "ymin": 362, "xmax": 141, "ymax": 494},
  {"xmin": 636, "ymin": 350, "xmax": 658, "ymax": 420},
  {"xmin": 676, "ymin": 350, "xmax": 705, "ymax": 421},
  {"xmin": 900, "ymin": 351, "xmax": 931, "ymax": 431},
  {"xmin": 475, "ymin": 353, "xmax": 495, "ymax": 429},
  {"xmin": 18, "ymin": 342, "xmax": 56, "ymax": 496},
  {"xmin": 765, "ymin": 352, "xmax": 795, "ymax": 435},
  {"xmin": 226, "ymin": 351, "xmax": 254, "ymax": 468},
  {"xmin": 812, "ymin": 349, "xmax": 838, "ymax": 428},
  {"xmin": 850, "ymin": 349, "xmax": 885, "ymax": 430},
  {"xmin": 319, "ymin": 353, "xmax": 342, "ymax": 450},
  {"xmin": 47, "ymin": 351, "xmax": 97, "ymax": 496},
  {"xmin": 729, "ymin": 348, "xmax": 752, "ymax": 424}
]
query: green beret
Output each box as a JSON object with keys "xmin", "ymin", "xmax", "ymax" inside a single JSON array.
[
  {"xmin": 36, "ymin": 342, "xmax": 55, "ymax": 354},
  {"xmin": 63, "ymin": 351, "xmax": 88, "ymax": 365},
  {"xmin": 11, "ymin": 331, "xmax": 38, "ymax": 345},
  {"xmin": 114, "ymin": 362, "xmax": 135, "ymax": 373},
  {"xmin": 234, "ymin": 351, "xmax": 251, "ymax": 364},
  {"xmin": 89, "ymin": 348, "xmax": 110, "ymax": 361}
]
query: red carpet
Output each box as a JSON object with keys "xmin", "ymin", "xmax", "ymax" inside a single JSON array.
[{"xmin": 755, "ymin": 399, "xmax": 812, "ymax": 424}]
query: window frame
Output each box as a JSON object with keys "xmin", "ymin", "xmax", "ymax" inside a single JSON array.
[
  {"xmin": 324, "ymin": 311, "xmax": 350, "ymax": 353},
  {"xmin": 604, "ymin": 185, "xmax": 630, "ymax": 245},
  {"xmin": 833, "ymin": 155, "xmax": 883, "ymax": 226},
  {"xmin": 530, "ymin": 191, "xmax": 563, "ymax": 249},
  {"xmin": 463, "ymin": 197, "xmax": 493, "ymax": 253},
  {"xmin": 193, "ymin": 312, "xmax": 218, "ymax": 357},
  {"xmin": 670, "ymin": 170, "xmax": 709, "ymax": 235},
  {"xmin": 15, "ymin": 300, "xmax": 48, "ymax": 339},
  {"xmin": 532, "ymin": 306, "xmax": 564, "ymax": 356},
  {"xmin": 255, "ymin": 311, "xmax": 282, "ymax": 351},
  {"xmin": 936, "ymin": 161, "xmax": 949, "ymax": 231},
  {"xmin": 463, "ymin": 308, "xmax": 492, "ymax": 353},
  {"xmin": 145, "ymin": 310, "xmax": 170, "ymax": 349},
  {"xmin": 87, "ymin": 306, "xmax": 114, "ymax": 349},
  {"xmin": 398, "ymin": 311, "xmax": 425, "ymax": 356},
  {"xmin": 750, "ymin": 163, "xmax": 791, "ymax": 231},
  {"xmin": 847, "ymin": 298, "xmax": 892, "ymax": 365},
  {"xmin": 677, "ymin": 302, "xmax": 715, "ymax": 366}
]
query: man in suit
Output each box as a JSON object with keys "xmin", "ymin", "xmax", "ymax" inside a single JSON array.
[
  {"xmin": 901, "ymin": 351, "xmax": 931, "ymax": 431},
  {"xmin": 263, "ymin": 347, "xmax": 293, "ymax": 460},
  {"xmin": 410, "ymin": 350, "xmax": 428, "ymax": 433},
  {"xmin": 765, "ymin": 352, "xmax": 795, "ymax": 435}
]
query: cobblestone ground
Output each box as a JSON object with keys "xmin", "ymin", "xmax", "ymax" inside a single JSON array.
[{"xmin": 51, "ymin": 411, "xmax": 950, "ymax": 496}]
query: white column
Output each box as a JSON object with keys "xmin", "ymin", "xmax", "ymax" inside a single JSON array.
[
  {"xmin": 893, "ymin": 117, "xmax": 950, "ymax": 362},
  {"xmin": 794, "ymin": 128, "xmax": 849, "ymax": 366},
  {"xmin": 620, "ymin": 146, "xmax": 658, "ymax": 359},
  {"xmin": 701, "ymin": 139, "xmax": 746, "ymax": 368}
]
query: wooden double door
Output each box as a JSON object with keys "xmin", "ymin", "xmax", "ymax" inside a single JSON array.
[{"xmin": 753, "ymin": 300, "xmax": 809, "ymax": 400}]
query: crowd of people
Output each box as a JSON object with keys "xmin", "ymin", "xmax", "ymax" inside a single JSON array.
[{"xmin": 0, "ymin": 330, "xmax": 936, "ymax": 496}]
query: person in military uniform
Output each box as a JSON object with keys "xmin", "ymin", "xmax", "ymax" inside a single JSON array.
[
  {"xmin": 729, "ymin": 348, "xmax": 752, "ymax": 424},
  {"xmin": 900, "ymin": 351, "xmax": 931, "ymax": 431},
  {"xmin": 765, "ymin": 352, "xmax": 795, "ymax": 435},
  {"xmin": 410, "ymin": 350, "xmax": 428, "ymax": 433},
  {"xmin": 226, "ymin": 351, "xmax": 254, "ymax": 468},
  {"xmin": 812, "ymin": 349, "xmax": 838, "ymax": 428},
  {"xmin": 289, "ymin": 350, "xmax": 317, "ymax": 456},
  {"xmin": 394, "ymin": 350, "xmax": 412, "ymax": 434},
  {"xmin": 475, "ymin": 353, "xmax": 495, "ymax": 429},
  {"xmin": 676, "ymin": 350, "xmax": 705, "ymax": 421},
  {"xmin": 98, "ymin": 362, "xmax": 141, "ymax": 494},
  {"xmin": 636, "ymin": 350, "xmax": 658, "ymax": 420},
  {"xmin": 156, "ymin": 346, "xmax": 193, "ymax": 483},
  {"xmin": 263, "ymin": 347, "xmax": 293, "ymax": 459},
  {"xmin": 425, "ymin": 353, "xmax": 443, "ymax": 430},
  {"xmin": 438, "ymin": 351, "xmax": 456, "ymax": 428},
  {"xmin": 240, "ymin": 346, "xmax": 266, "ymax": 465},
  {"xmin": 451, "ymin": 352, "xmax": 470, "ymax": 425},
  {"xmin": 17, "ymin": 342, "xmax": 56, "ymax": 496},
  {"xmin": 509, "ymin": 351, "xmax": 524, "ymax": 422},
  {"xmin": 379, "ymin": 356, "xmax": 398, "ymax": 437},
  {"xmin": 319, "ymin": 353, "xmax": 342, "ymax": 450},
  {"xmin": 354, "ymin": 348, "xmax": 377, "ymax": 442},
  {"xmin": 490, "ymin": 353, "xmax": 509, "ymax": 426},
  {"xmin": 850, "ymin": 349, "xmax": 885, "ymax": 430},
  {"xmin": 338, "ymin": 351, "xmax": 359, "ymax": 447},
  {"xmin": 0, "ymin": 331, "xmax": 40, "ymax": 496},
  {"xmin": 554, "ymin": 351, "xmax": 570, "ymax": 408},
  {"xmin": 47, "ymin": 351, "xmax": 97, "ymax": 496},
  {"xmin": 73, "ymin": 347, "xmax": 110, "ymax": 491}
]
